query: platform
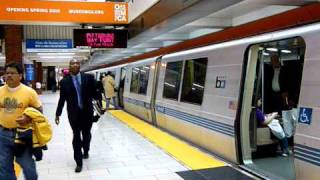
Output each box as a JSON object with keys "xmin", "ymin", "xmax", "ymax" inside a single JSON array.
[{"xmin": 17, "ymin": 92, "xmax": 255, "ymax": 180}]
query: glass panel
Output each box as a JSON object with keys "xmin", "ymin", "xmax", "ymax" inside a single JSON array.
[
  {"xmin": 181, "ymin": 58, "xmax": 208, "ymax": 105},
  {"xmin": 138, "ymin": 65, "xmax": 150, "ymax": 95},
  {"xmin": 163, "ymin": 61, "xmax": 183, "ymax": 100},
  {"xmin": 130, "ymin": 67, "xmax": 140, "ymax": 93}
]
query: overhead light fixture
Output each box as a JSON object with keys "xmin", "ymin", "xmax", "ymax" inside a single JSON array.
[
  {"xmin": 266, "ymin": 47, "xmax": 278, "ymax": 52},
  {"xmin": 263, "ymin": 52, "xmax": 270, "ymax": 56},
  {"xmin": 37, "ymin": 53, "xmax": 75, "ymax": 56},
  {"xmin": 281, "ymin": 49, "xmax": 291, "ymax": 53},
  {"xmin": 40, "ymin": 56, "xmax": 74, "ymax": 59}
]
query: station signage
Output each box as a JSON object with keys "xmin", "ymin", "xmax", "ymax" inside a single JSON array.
[
  {"xmin": 0, "ymin": 0, "xmax": 128, "ymax": 24},
  {"xmin": 25, "ymin": 64, "xmax": 34, "ymax": 81},
  {"xmin": 73, "ymin": 29, "xmax": 128, "ymax": 48},
  {"xmin": 26, "ymin": 39, "xmax": 72, "ymax": 49}
]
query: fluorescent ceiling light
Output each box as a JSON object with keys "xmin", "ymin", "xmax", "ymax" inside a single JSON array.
[
  {"xmin": 37, "ymin": 53, "xmax": 75, "ymax": 56},
  {"xmin": 263, "ymin": 52, "xmax": 270, "ymax": 56},
  {"xmin": 27, "ymin": 48, "xmax": 90, "ymax": 53},
  {"xmin": 281, "ymin": 49, "xmax": 291, "ymax": 53},
  {"xmin": 266, "ymin": 48, "xmax": 278, "ymax": 52},
  {"xmin": 40, "ymin": 56, "xmax": 74, "ymax": 59}
]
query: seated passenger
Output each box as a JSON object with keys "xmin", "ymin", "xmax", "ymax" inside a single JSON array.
[{"xmin": 256, "ymin": 98, "xmax": 289, "ymax": 157}]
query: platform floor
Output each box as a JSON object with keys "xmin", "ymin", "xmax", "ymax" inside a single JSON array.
[{"xmin": 17, "ymin": 92, "xmax": 253, "ymax": 180}]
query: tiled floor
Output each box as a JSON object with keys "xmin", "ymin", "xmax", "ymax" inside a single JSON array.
[{"xmin": 19, "ymin": 92, "xmax": 186, "ymax": 180}]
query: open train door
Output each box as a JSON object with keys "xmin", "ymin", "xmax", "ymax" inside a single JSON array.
[
  {"xmin": 239, "ymin": 37, "xmax": 305, "ymax": 180},
  {"xmin": 117, "ymin": 67, "xmax": 126, "ymax": 108}
]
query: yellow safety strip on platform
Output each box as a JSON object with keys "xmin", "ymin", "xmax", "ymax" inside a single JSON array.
[
  {"xmin": 102, "ymin": 100, "xmax": 114, "ymax": 109},
  {"xmin": 109, "ymin": 110, "xmax": 225, "ymax": 170},
  {"xmin": 15, "ymin": 162, "xmax": 21, "ymax": 177}
]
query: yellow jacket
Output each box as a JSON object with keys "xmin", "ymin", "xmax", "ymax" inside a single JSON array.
[
  {"xmin": 103, "ymin": 75, "xmax": 116, "ymax": 98},
  {"xmin": 15, "ymin": 107, "xmax": 52, "ymax": 148}
]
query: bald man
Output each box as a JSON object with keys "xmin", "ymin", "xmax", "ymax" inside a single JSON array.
[{"xmin": 55, "ymin": 59, "xmax": 99, "ymax": 172}]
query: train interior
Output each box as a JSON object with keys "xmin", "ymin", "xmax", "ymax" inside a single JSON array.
[{"xmin": 244, "ymin": 37, "xmax": 305, "ymax": 180}]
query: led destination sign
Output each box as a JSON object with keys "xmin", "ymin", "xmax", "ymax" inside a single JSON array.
[{"xmin": 73, "ymin": 29, "xmax": 127, "ymax": 48}]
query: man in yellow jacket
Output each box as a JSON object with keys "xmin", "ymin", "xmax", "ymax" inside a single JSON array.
[
  {"xmin": 102, "ymin": 71, "xmax": 118, "ymax": 110},
  {"xmin": 0, "ymin": 62, "xmax": 43, "ymax": 180}
]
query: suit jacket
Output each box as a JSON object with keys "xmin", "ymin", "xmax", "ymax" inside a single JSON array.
[
  {"xmin": 264, "ymin": 62, "xmax": 302, "ymax": 113},
  {"xmin": 56, "ymin": 73, "xmax": 98, "ymax": 125}
]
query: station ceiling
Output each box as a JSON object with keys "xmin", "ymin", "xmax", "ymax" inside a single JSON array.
[{"xmin": 8, "ymin": 0, "xmax": 320, "ymax": 69}]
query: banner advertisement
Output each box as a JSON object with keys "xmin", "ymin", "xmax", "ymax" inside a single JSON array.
[{"xmin": 0, "ymin": 0, "xmax": 128, "ymax": 24}]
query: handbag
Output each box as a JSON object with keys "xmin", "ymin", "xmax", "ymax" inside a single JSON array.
[{"xmin": 92, "ymin": 100, "xmax": 104, "ymax": 122}]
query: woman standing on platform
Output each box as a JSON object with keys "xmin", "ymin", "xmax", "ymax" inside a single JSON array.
[{"xmin": 102, "ymin": 71, "xmax": 117, "ymax": 110}]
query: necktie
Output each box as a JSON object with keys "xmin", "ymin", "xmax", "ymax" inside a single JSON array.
[{"xmin": 74, "ymin": 76, "xmax": 83, "ymax": 109}]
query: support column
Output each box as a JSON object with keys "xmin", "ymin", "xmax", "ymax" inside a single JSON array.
[
  {"xmin": 34, "ymin": 61, "xmax": 43, "ymax": 94},
  {"xmin": 4, "ymin": 25, "xmax": 23, "ymax": 64},
  {"xmin": 34, "ymin": 61, "xmax": 43, "ymax": 83}
]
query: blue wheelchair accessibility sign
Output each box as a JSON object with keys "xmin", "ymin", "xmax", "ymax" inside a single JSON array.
[{"xmin": 298, "ymin": 107, "xmax": 312, "ymax": 125}]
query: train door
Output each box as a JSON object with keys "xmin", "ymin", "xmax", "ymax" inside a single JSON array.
[
  {"xmin": 118, "ymin": 67, "xmax": 126, "ymax": 108},
  {"xmin": 150, "ymin": 57, "xmax": 162, "ymax": 125},
  {"xmin": 239, "ymin": 37, "xmax": 305, "ymax": 180}
]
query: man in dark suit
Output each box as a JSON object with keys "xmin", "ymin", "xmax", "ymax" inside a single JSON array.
[
  {"xmin": 55, "ymin": 59, "xmax": 99, "ymax": 173},
  {"xmin": 264, "ymin": 54, "xmax": 301, "ymax": 114}
]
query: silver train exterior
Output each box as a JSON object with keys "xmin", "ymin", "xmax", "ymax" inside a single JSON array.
[{"xmin": 94, "ymin": 22, "xmax": 320, "ymax": 180}]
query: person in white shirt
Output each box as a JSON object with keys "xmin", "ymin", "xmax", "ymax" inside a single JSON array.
[{"xmin": 264, "ymin": 54, "xmax": 290, "ymax": 114}]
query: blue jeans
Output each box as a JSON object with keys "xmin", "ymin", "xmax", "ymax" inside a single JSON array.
[
  {"xmin": 280, "ymin": 137, "xmax": 289, "ymax": 154},
  {"xmin": 0, "ymin": 128, "xmax": 38, "ymax": 180},
  {"xmin": 106, "ymin": 96, "xmax": 117, "ymax": 110}
]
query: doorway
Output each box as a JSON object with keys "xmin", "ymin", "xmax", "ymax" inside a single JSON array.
[
  {"xmin": 118, "ymin": 67, "xmax": 126, "ymax": 108},
  {"xmin": 240, "ymin": 37, "xmax": 305, "ymax": 180}
]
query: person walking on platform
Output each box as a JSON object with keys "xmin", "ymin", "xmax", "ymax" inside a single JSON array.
[
  {"xmin": 102, "ymin": 71, "xmax": 117, "ymax": 110},
  {"xmin": 55, "ymin": 59, "xmax": 99, "ymax": 173},
  {"xmin": 0, "ymin": 62, "xmax": 43, "ymax": 180}
]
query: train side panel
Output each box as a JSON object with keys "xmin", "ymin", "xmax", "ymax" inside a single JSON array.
[
  {"xmin": 123, "ymin": 60, "xmax": 156, "ymax": 123},
  {"xmin": 294, "ymin": 32, "xmax": 320, "ymax": 180},
  {"xmin": 155, "ymin": 45, "xmax": 247, "ymax": 163}
]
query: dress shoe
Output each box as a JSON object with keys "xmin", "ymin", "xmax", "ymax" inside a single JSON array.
[
  {"xmin": 75, "ymin": 165, "xmax": 82, "ymax": 173},
  {"xmin": 83, "ymin": 153, "xmax": 89, "ymax": 159}
]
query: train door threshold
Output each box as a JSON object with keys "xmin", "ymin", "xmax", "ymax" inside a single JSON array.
[{"xmin": 177, "ymin": 166, "xmax": 259, "ymax": 180}]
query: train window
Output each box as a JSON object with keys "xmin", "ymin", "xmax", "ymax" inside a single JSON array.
[
  {"xmin": 130, "ymin": 65, "xmax": 150, "ymax": 95},
  {"xmin": 163, "ymin": 61, "xmax": 183, "ymax": 100},
  {"xmin": 181, "ymin": 58, "xmax": 208, "ymax": 105},
  {"xmin": 130, "ymin": 67, "xmax": 140, "ymax": 93},
  {"xmin": 138, "ymin": 65, "xmax": 150, "ymax": 95}
]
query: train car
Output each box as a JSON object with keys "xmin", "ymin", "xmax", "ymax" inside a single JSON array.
[
  {"xmin": 123, "ymin": 58, "xmax": 157, "ymax": 123},
  {"xmin": 96, "ymin": 22, "xmax": 320, "ymax": 180}
]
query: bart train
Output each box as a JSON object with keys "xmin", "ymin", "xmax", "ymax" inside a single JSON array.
[{"xmin": 92, "ymin": 22, "xmax": 320, "ymax": 180}]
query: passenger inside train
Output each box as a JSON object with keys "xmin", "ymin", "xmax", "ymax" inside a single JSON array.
[{"xmin": 255, "ymin": 97, "xmax": 289, "ymax": 157}]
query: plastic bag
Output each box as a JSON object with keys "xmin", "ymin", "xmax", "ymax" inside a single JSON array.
[
  {"xmin": 282, "ymin": 108, "xmax": 299, "ymax": 137},
  {"xmin": 268, "ymin": 119, "xmax": 286, "ymax": 139}
]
